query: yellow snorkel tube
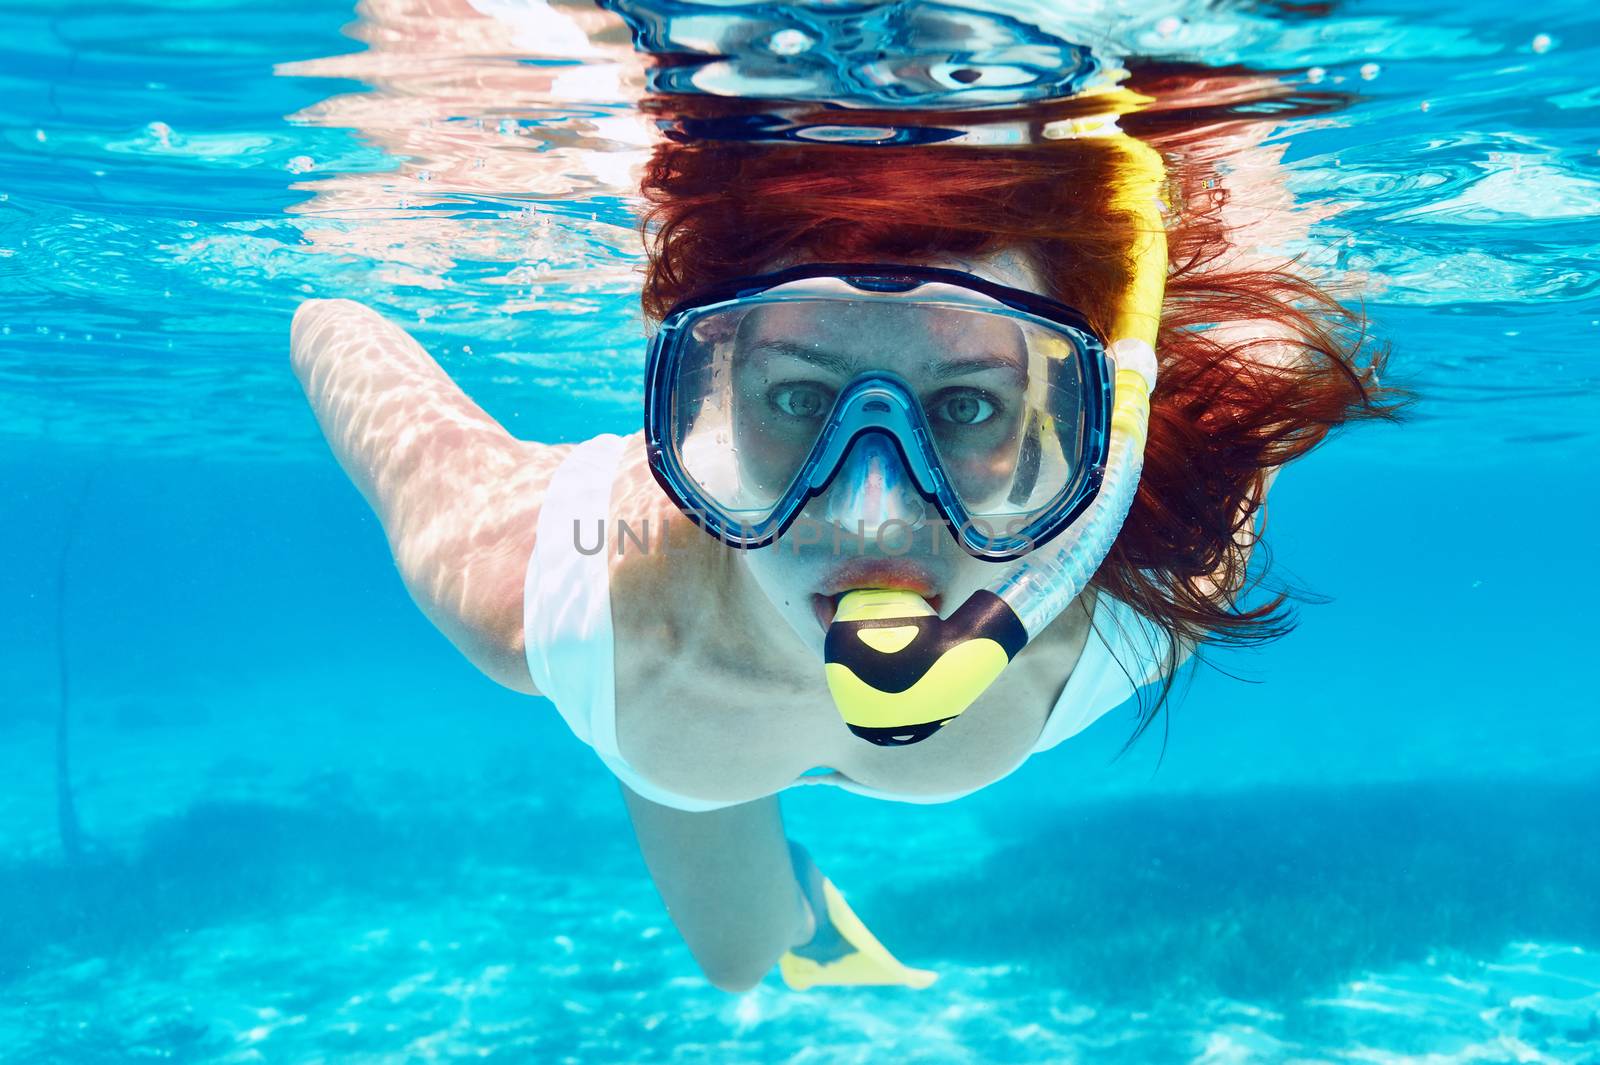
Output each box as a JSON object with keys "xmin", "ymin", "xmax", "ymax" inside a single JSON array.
[{"xmin": 823, "ymin": 135, "xmax": 1167, "ymax": 745}]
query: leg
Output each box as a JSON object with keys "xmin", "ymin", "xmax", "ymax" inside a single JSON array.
[
  {"xmin": 621, "ymin": 785, "xmax": 812, "ymax": 992},
  {"xmin": 779, "ymin": 842, "xmax": 939, "ymax": 992}
]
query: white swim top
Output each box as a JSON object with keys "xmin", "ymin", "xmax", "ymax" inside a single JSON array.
[{"xmin": 524, "ymin": 433, "xmax": 1175, "ymax": 812}]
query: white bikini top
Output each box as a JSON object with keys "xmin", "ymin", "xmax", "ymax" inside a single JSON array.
[{"xmin": 524, "ymin": 433, "xmax": 1173, "ymax": 812}]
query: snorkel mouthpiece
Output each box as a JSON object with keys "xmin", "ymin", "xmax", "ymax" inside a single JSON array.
[{"xmin": 823, "ymin": 589, "xmax": 1028, "ymax": 745}]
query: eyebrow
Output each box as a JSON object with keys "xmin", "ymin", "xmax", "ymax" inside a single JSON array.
[
  {"xmin": 751, "ymin": 340, "xmax": 1026, "ymax": 380},
  {"xmin": 750, "ymin": 339, "xmax": 854, "ymax": 376},
  {"xmin": 928, "ymin": 353, "xmax": 1027, "ymax": 379}
]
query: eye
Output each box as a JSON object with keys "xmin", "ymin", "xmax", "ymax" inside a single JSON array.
[
  {"xmin": 930, "ymin": 389, "xmax": 996, "ymax": 426},
  {"xmin": 769, "ymin": 383, "xmax": 833, "ymax": 419}
]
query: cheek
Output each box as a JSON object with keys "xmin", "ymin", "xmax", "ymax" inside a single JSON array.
[
  {"xmin": 745, "ymin": 549, "xmax": 820, "ymax": 605},
  {"xmin": 952, "ymin": 552, "xmax": 994, "ymax": 590}
]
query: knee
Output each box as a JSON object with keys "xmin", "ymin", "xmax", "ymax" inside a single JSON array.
[
  {"xmin": 694, "ymin": 946, "xmax": 780, "ymax": 994},
  {"xmin": 704, "ymin": 959, "xmax": 771, "ymax": 991}
]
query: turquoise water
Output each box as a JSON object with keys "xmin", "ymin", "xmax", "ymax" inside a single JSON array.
[{"xmin": 3, "ymin": 1, "xmax": 1599, "ymax": 1061}]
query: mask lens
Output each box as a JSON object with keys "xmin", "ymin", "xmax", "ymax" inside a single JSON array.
[
  {"xmin": 660, "ymin": 288, "xmax": 1097, "ymax": 546},
  {"xmin": 927, "ymin": 317, "xmax": 1090, "ymax": 534},
  {"xmin": 668, "ymin": 302, "xmax": 840, "ymax": 526}
]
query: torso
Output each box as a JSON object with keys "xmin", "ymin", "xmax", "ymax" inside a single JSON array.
[{"xmin": 601, "ymin": 435, "xmax": 1098, "ymax": 807}]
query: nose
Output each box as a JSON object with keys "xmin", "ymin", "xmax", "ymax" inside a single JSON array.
[{"xmin": 822, "ymin": 432, "xmax": 929, "ymax": 535}]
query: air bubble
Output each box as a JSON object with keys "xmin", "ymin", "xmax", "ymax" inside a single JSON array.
[
  {"xmin": 34, "ymin": 129, "xmax": 46, "ymax": 143},
  {"xmin": 1155, "ymin": 16, "xmax": 1181, "ymax": 36},
  {"xmin": 286, "ymin": 155, "xmax": 315, "ymax": 174},
  {"xmin": 1307, "ymin": 67, "xmax": 1326, "ymax": 84},
  {"xmin": 416, "ymin": 169, "xmax": 433, "ymax": 183},
  {"xmin": 1359, "ymin": 63, "xmax": 1380, "ymax": 81},
  {"xmin": 147, "ymin": 121, "xmax": 174, "ymax": 148},
  {"xmin": 1531, "ymin": 33, "xmax": 1552, "ymax": 54},
  {"xmin": 767, "ymin": 29, "xmax": 814, "ymax": 55}
]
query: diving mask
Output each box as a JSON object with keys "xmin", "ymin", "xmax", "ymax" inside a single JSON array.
[{"xmin": 643, "ymin": 262, "xmax": 1114, "ymax": 561}]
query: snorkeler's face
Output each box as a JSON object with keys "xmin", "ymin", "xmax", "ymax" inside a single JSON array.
[
  {"xmin": 727, "ymin": 296, "xmax": 1031, "ymax": 517},
  {"xmin": 739, "ymin": 250, "xmax": 1048, "ymax": 653}
]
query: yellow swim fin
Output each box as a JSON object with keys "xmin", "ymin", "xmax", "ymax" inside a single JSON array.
[{"xmin": 778, "ymin": 875, "xmax": 937, "ymax": 991}]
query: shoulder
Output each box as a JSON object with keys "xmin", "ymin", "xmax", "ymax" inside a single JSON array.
[
  {"xmin": 399, "ymin": 435, "xmax": 574, "ymax": 695},
  {"xmin": 605, "ymin": 433, "xmax": 726, "ymax": 599}
]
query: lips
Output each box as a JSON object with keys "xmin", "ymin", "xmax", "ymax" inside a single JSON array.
[{"xmin": 809, "ymin": 559, "xmax": 944, "ymax": 630}]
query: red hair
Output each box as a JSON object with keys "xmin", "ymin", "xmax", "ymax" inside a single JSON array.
[{"xmin": 637, "ymin": 79, "xmax": 1410, "ymax": 741}]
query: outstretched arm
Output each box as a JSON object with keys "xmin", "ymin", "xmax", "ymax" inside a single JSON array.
[{"xmin": 289, "ymin": 298, "xmax": 567, "ymax": 692}]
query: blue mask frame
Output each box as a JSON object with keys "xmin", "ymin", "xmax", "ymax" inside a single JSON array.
[{"xmin": 643, "ymin": 262, "xmax": 1115, "ymax": 562}]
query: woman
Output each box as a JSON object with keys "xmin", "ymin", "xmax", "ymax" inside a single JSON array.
[{"xmin": 290, "ymin": 71, "xmax": 1400, "ymax": 991}]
